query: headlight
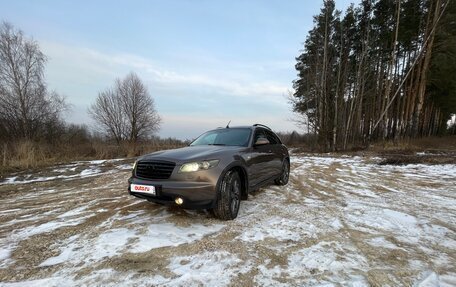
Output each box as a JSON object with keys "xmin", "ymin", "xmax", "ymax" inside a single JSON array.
[
  {"xmin": 179, "ymin": 160, "xmax": 219, "ymax": 173},
  {"xmin": 132, "ymin": 161, "xmax": 137, "ymax": 170}
]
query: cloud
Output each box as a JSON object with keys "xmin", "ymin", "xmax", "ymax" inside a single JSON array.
[
  {"xmin": 41, "ymin": 41, "xmax": 292, "ymax": 103},
  {"xmin": 39, "ymin": 40, "xmax": 299, "ymax": 138}
]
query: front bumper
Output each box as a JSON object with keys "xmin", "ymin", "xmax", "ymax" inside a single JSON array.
[{"xmin": 128, "ymin": 177, "xmax": 217, "ymax": 209}]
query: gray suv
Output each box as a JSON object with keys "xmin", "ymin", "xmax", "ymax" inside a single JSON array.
[{"xmin": 128, "ymin": 124, "xmax": 290, "ymax": 220}]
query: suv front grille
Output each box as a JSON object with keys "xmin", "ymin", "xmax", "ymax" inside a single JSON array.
[{"xmin": 135, "ymin": 161, "xmax": 176, "ymax": 180}]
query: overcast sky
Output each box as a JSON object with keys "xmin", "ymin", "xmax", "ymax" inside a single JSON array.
[{"xmin": 1, "ymin": 0, "xmax": 358, "ymax": 139}]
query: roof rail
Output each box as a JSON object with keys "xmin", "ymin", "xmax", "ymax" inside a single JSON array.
[{"xmin": 253, "ymin": 124, "xmax": 272, "ymax": 130}]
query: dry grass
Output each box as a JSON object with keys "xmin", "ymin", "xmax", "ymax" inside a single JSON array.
[
  {"xmin": 2, "ymin": 136, "xmax": 454, "ymax": 175},
  {"xmin": 286, "ymin": 135, "xmax": 456, "ymax": 154},
  {"xmin": 378, "ymin": 154, "xmax": 456, "ymax": 165},
  {"xmin": 0, "ymin": 140, "xmax": 186, "ymax": 177},
  {"xmin": 287, "ymin": 136, "xmax": 456, "ymax": 165},
  {"xmin": 368, "ymin": 136, "xmax": 456, "ymax": 154},
  {"xmin": 368, "ymin": 136, "xmax": 456, "ymax": 165}
]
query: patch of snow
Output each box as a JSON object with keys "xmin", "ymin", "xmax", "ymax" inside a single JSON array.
[
  {"xmin": 0, "ymin": 208, "xmax": 21, "ymax": 214},
  {"xmin": 0, "ymin": 247, "xmax": 12, "ymax": 262},
  {"xmin": 329, "ymin": 218, "xmax": 343, "ymax": 230},
  {"xmin": 236, "ymin": 216, "xmax": 316, "ymax": 242},
  {"xmin": 415, "ymin": 271, "xmax": 440, "ymax": 287},
  {"xmin": 39, "ymin": 235, "xmax": 80, "ymax": 266},
  {"xmin": 37, "ymin": 222, "xmax": 225, "ymax": 268},
  {"xmin": 255, "ymin": 241, "xmax": 368, "ymax": 285},
  {"xmin": 90, "ymin": 228, "xmax": 137, "ymax": 260},
  {"xmin": 80, "ymin": 167, "xmax": 101, "ymax": 176},
  {"xmin": 1, "ymin": 167, "xmax": 104, "ymax": 185},
  {"xmin": 52, "ymin": 166, "xmax": 77, "ymax": 173},
  {"xmin": 0, "ymin": 243, "xmax": 15, "ymax": 268},
  {"xmin": 366, "ymin": 236, "xmax": 400, "ymax": 249},
  {"xmin": 2, "ymin": 176, "xmax": 18, "ymax": 184},
  {"xmin": 74, "ymin": 158, "xmax": 126, "ymax": 165},
  {"xmin": 344, "ymin": 206, "xmax": 422, "ymax": 243},
  {"xmin": 0, "ymin": 157, "xmax": 131, "ymax": 185},
  {"xmin": 116, "ymin": 164, "xmax": 133, "ymax": 170},
  {"xmin": 132, "ymin": 223, "xmax": 225, "ymax": 253},
  {"xmin": 57, "ymin": 206, "xmax": 88, "ymax": 219},
  {"xmin": 287, "ymin": 241, "xmax": 367, "ymax": 274},
  {"xmin": 420, "ymin": 224, "xmax": 456, "ymax": 250},
  {"xmin": 438, "ymin": 274, "xmax": 456, "ymax": 287},
  {"xmin": 15, "ymin": 216, "xmax": 89, "ymax": 239},
  {"xmin": 77, "ymin": 269, "xmax": 117, "ymax": 285},
  {"xmin": 86, "ymin": 159, "xmax": 106, "ymax": 164},
  {"xmin": 0, "ymin": 277, "xmax": 73, "ymax": 287},
  {"xmin": 344, "ymin": 188, "xmax": 379, "ymax": 198},
  {"xmin": 383, "ymin": 209, "xmax": 418, "ymax": 225},
  {"xmin": 167, "ymin": 251, "xmax": 246, "ymax": 287}
]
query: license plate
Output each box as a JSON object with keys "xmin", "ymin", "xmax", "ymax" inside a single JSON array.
[{"xmin": 131, "ymin": 184, "xmax": 156, "ymax": 196}]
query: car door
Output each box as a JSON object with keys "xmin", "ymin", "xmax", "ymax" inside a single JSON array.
[
  {"xmin": 264, "ymin": 130, "xmax": 284, "ymax": 177},
  {"xmin": 247, "ymin": 128, "xmax": 275, "ymax": 187}
]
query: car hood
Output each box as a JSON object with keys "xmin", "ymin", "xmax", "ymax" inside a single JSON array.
[{"xmin": 141, "ymin": 145, "xmax": 244, "ymax": 163}]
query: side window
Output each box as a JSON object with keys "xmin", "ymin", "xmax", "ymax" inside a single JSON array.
[
  {"xmin": 275, "ymin": 133, "xmax": 282, "ymax": 144},
  {"xmin": 272, "ymin": 132, "xmax": 282, "ymax": 144},
  {"xmin": 265, "ymin": 130, "xmax": 279, "ymax": 145}
]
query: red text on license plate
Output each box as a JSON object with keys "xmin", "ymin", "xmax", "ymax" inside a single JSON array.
[{"xmin": 131, "ymin": 184, "xmax": 156, "ymax": 195}]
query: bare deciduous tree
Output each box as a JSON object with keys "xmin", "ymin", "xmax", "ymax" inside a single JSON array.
[
  {"xmin": 117, "ymin": 73, "xmax": 161, "ymax": 142},
  {"xmin": 0, "ymin": 22, "xmax": 65, "ymax": 140},
  {"xmin": 88, "ymin": 88, "xmax": 125, "ymax": 144},
  {"xmin": 89, "ymin": 72, "xmax": 161, "ymax": 144}
]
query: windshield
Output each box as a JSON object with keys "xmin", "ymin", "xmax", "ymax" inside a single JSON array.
[{"xmin": 190, "ymin": 128, "xmax": 252, "ymax": 147}]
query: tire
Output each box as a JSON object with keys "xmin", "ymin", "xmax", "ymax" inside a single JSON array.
[
  {"xmin": 275, "ymin": 160, "xmax": 290, "ymax": 186},
  {"xmin": 213, "ymin": 170, "xmax": 241, "ymax": 220}
]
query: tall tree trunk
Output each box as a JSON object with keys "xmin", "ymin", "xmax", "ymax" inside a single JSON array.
[{"xmin": 413, "ymin": 0, "xmax": 441, "ymax": 137}]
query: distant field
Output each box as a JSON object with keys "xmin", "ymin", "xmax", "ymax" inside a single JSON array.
[{"xmin": 0, "ymin": 154, "xmax": 455, "ymax": 286}]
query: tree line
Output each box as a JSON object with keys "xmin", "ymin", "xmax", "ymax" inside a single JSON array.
[
  {"xmin": 291, "ymin": 0, "xmax": 456, "ymax": 151},
  {"xmin": 0, "ymin": 22, "xmax": 173, "ymax": 168},
  {"xmin": 0, "ymin": 22, "xmax": 66, "ymax": 143}
]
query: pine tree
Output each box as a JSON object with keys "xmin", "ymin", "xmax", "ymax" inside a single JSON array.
[{"xmin": 292, "ymin": 0, "xmax": 454, "ymax": 150}]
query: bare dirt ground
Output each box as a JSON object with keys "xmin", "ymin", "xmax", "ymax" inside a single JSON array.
[{"xmin": 0, "ymin": 154, "xmax": 455, "ymax": 286}]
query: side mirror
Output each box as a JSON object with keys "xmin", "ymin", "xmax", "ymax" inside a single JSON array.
[{"xmin": 254, "ymin": 138, "xmax": 269, "ymax": 146}]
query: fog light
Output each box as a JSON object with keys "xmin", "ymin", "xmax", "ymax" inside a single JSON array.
[{"xmin": 175, "ymin": 197, "xmax": 184, "ymax": 205}]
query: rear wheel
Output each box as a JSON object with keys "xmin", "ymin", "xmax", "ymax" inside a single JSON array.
[
  {"xmin": 275, "ymin": 160, "xmax": 290, "ymax": 186},
  {"xmin": 213, "ymin": 170, "xmax": 241, "ymax": 220}
]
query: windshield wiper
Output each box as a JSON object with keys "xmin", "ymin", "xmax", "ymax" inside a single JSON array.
[{"xmin": 208, "ymin": 143, "xmax": 226, "ymax": 146}]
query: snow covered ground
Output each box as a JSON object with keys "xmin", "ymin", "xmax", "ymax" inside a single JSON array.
[{"xmin": 0, "ymin": 155, "xmax": 455, "ymax": 286}]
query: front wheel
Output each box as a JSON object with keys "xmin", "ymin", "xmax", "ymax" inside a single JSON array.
[
  {"xmin": 212, "ymin": 170, "xmax": 241, "ymax": 220},
  {"xmin": 275, "ymin": 160, "xmax": 290, "ymax": 186}
]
